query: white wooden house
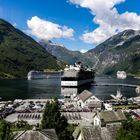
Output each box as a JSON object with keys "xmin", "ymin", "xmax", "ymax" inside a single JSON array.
[
  {"xmin": 76, "ymin": 90, "xmax": 102, "ymax": 110},
  {"xmin": 93, "ymin": 110, "xmax": 127, "ymax": 127}
]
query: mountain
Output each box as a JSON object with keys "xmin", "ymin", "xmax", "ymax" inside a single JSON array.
[
  {"xmin": 0, "ymin": 19, "xmax": 64, "ymax": 79},
  {"xmin": 40, "ymin": 30, "xmax": 140, "ymax": 77},
  {"xmin": 85, "ymin": 29, "xmax": 140, "ymax": 76},
  {"xmin": 40, "ymin": 40, "xmax": 94, "ymax": 66}
]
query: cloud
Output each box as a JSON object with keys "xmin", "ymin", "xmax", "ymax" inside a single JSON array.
[
  {"xmin": 80, "ymin": 49, "xmax": 88, "ymax": 53},
  {"xmin": 27, "ymin": 16, "xmax": 74, "ymax": 40},
  {"xmin": 69, "ymin": 0, "xmax": 140, "ymax": 45},
  {"xmin": 13, "ymin": 23, "xmax": 17, "ymax": 27}
]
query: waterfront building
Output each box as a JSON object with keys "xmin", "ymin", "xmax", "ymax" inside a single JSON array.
[{"xmin": 76, "ymin": 90, "xmax": 102, "ymax": 109}]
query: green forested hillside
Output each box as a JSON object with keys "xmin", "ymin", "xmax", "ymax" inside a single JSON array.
[{"xmin": 0, "ymin": 19, "xmax": 64, "ymax": 78}]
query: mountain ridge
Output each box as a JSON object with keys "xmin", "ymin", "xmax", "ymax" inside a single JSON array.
[
  {"xmin": 85, "ymin": 29, "xmax": 140, "ymax": 76},
  {"xmin": 1, "ymin": 18, "xmax": 139, "ymax": 78},
  {"xmin": 0, "ymin": 19, "xmax": 64, "ymax": 78},
  {"xmin": 41, "ymin": 29, "xmax": 140, "ymax": 77}
]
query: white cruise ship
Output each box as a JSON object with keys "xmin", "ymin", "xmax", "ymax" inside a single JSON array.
[
  {"xmin": 117, "ymin": 71, "xmax": 127, "ymax": 79},
  {"xmin": 61, "ymin": 62, "xmax": 95, "ymax": 87}
]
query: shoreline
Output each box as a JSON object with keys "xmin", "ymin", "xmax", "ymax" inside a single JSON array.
[{"xmin": 127, "ymin": 74, "xmax": 140, "ymax": 80}]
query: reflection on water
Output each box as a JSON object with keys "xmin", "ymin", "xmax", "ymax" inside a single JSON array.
[
  {"xmin": 61, "ymin": 85, "xmax": 90, "ymax": 100},
  {"xmin": 61, "ymin": 86, "xmax": 137, "ymax": 101},
  {"xmin": 92, "ymin": 76, "xmax": 139, "ymax": 100},
  {"xmin": 61, "ymin": 87, "xmax": 78, "ymax": 100},
  {"xmin": 27, "ymin": 78, "xmax": 61, "ymax": 99},
  {"xmin": 61, "ymin": 76, "xmax": 140, "ymax": 100},
  {"xmin": 0, "ymin": 76, "xmax": 139, "ymax": 101}
]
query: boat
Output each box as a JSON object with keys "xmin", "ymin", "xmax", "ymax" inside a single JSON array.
[
  {"xmin": 110, "ymin": 89, "xmax": 123, "ymax": 100},
  {"xmin": 117, "ymin": 71, "xmax": 127, "ymax": 79},
  {"xmin": 27, "ymin": 70, "xmax": 60, "ymax": 80},
  {"xmin": 136, "ymin": 86, "xmax": 140, "ymax": 94},
  {"xmin": 61, "ymin": 62, "xmax": 95, "ymax": 87},
  {"xmin": 110, "ymin": 89, "xmax": 126, "ymax": 101}
]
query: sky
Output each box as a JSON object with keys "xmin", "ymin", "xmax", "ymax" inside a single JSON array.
[{"xmin": 0, "ymin": 0, "xmax": 140, "ymax": 52}]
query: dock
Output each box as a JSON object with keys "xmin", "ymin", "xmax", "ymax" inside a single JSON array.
[{"xmin": 92, "ymin": 83, "xmax": 138, "ymax": 88}]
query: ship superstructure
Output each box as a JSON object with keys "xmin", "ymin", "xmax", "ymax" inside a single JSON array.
[{"xmin": 61, "ymin": 62, "xmax": 95, "ymax": 87}]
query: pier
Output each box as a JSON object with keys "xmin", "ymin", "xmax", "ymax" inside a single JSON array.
[{"xmin": 92, "ymin": 83, "xmax": 138, "ymax": 88}]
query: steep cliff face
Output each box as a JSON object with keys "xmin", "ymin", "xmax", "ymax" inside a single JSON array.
[
  {"xmin": 0, "ymin": 19, "xmax": 64, "ymax": 78},
  {"xmin": 85, "ymin": 29, "xmax": 140, "ymax": 76}
]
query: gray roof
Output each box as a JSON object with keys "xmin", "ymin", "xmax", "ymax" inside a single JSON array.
[
  {"xmin": 14, "ymin": 129, "xmax": 58, "ymax": 140},
  {"xmin": 78, "ymin": 90, "xmax": 93, "ymax": 102},
  {"xmin": 40, "ymin": 129, "xmax": 58, "ymax": 140},
  {"xmin": 72, "ymin": 127, "xmax": 81, "ymax": 139},
  {"xmin": 106, "ymin": 124, "xmax": 121, "ymax": 140},
  {"xmin": 73, "ymin": 125, "xmax": 121, "ymax": 140},
  {"xmin": 82, "ymin": 126, "xmax": 102, "ymax": 140},
  {"xmin": 100, "ymin": 110, "xmax": 126, "ymax": 123}
]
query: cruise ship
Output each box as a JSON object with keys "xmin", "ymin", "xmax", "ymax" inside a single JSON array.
[
  {"xmin": 61, "ymin": 62, "xmax": 95, "ymax": 87},
  {"xmin": 117, "ymin": 71, "xmax": 127, "ymax": 79},
  {"xmin": 27, "ymin": 70, "xmax": 60, "ymax": 80}
]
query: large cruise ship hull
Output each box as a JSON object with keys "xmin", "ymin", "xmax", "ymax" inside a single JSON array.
[{"xmin": 61, "ymin": 78, "xmax": 94, "ymax": 87}]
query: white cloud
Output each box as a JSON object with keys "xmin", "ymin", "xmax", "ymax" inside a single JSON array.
[
  {"xmin": 80, "ymin": 49, "xmax": 88, "ymax": 53},
  {"xmin": 69, "ymin": 0, "xmax": 140, "ymax": 45},
  {"xmin": 27, "ymin": 16, "xmax": 74, "ymax": 40}
]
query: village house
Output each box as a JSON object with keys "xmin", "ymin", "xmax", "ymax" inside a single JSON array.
[
  {"xmin": 93, "ymin": 110, "xmax": 127, "ymax": 127},
  {"xmin": 14, "ymin": 129, "xmax": 58, "ymax": 140},
  {"xmin": 73, "ymin": 126, "xmax": 102, "ymax": 140},
  {"xmin": 72, "ymin": 125, "xmax": 121, "ymax": 140},
  {"xmin": 76, "ymin": 90, "xmax": 102, "ymax": 110}
]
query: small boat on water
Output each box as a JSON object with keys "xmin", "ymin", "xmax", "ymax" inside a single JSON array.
[
  {"xmin": 117, "ymin": 71, "xmax": 127, "ymax": 79},
  {"xmin": 136, "ymin": 86, "xmax": 140, "ymax": 94},
  {"xmin": 110, "ymin": 89, "xmax": 126, "ymax": 101},
  {"xmin": 110, "ymin": 89, "xmax": 123, "ymax": 100}
]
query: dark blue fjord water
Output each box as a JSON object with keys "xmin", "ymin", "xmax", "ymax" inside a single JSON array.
[{"xmin": 0, "ymin": 76, "xmax": 140, "ymax": 101}]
